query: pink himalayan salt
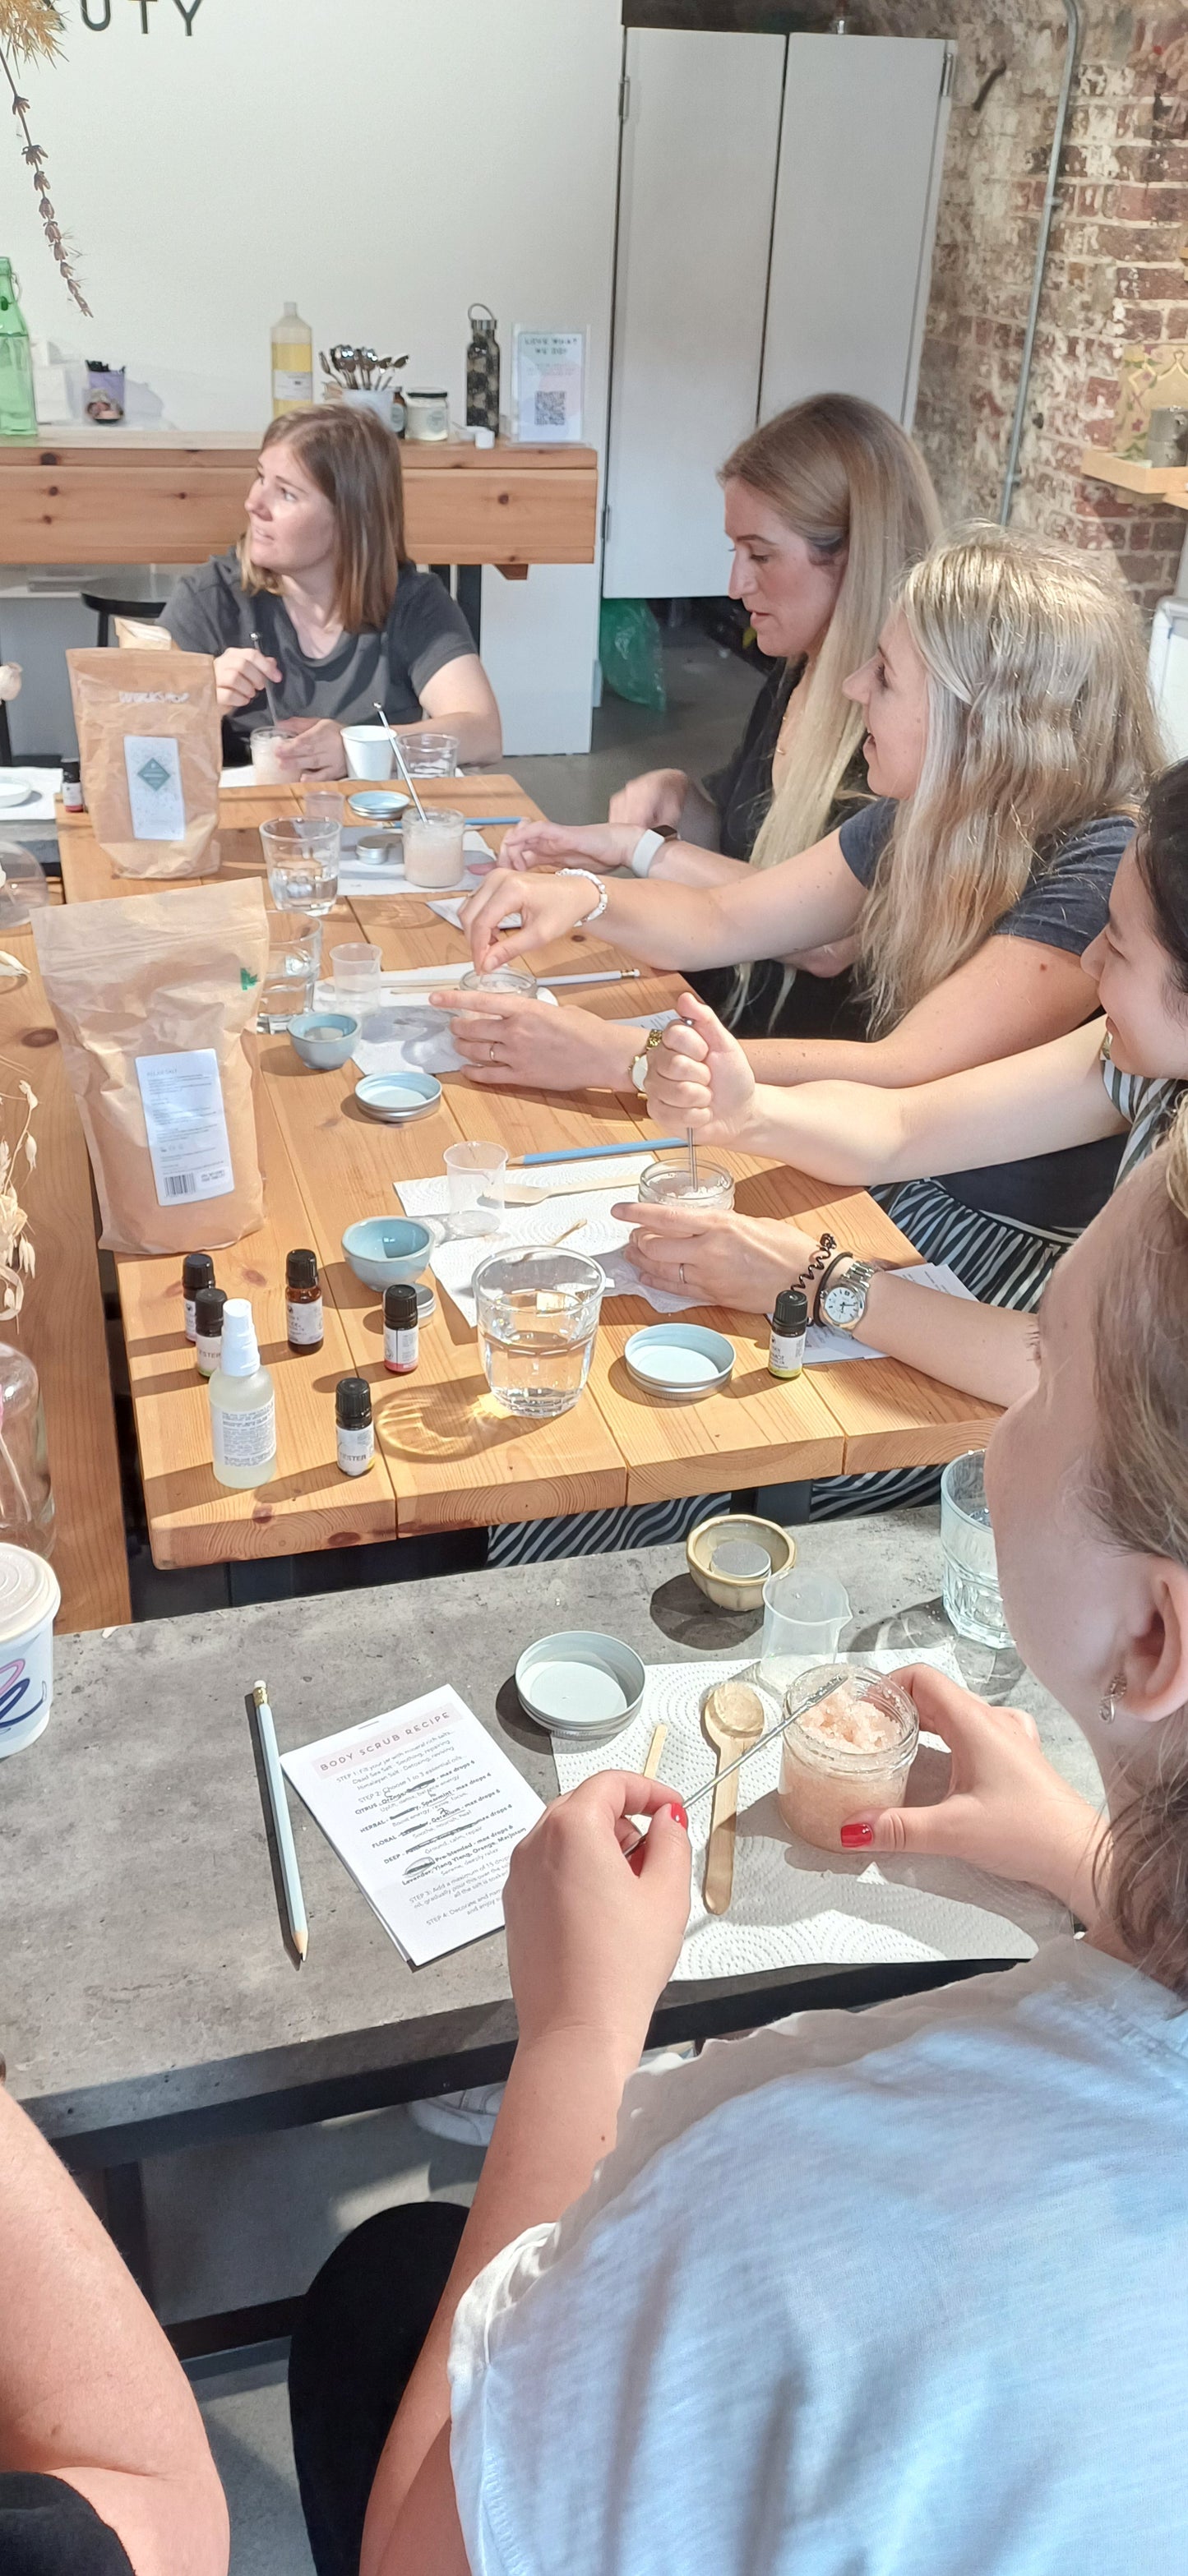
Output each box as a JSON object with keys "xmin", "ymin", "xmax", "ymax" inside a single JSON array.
[{"xmin": 777, "ymin": 1673, "xmax": 917, "ymax": 1852}]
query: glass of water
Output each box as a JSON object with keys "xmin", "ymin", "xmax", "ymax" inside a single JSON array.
[
  {"xmin": 941, "ymin": 1450, "xmax": 1012, "ymax": 1649},
  {"xmin": 391, "ymin": 729, "xmax": 460, "ymax": 777},
  {"xmin": 259, "ymin": 818, "xmax": 340, "ymax": 915},
  {"xmin": 474, "ymin": 1247, "xmax": 605, "ymax": 1420},
  {"xmin": 261, "ymin": 913, "xmax": 321, "ymax": 1022}
]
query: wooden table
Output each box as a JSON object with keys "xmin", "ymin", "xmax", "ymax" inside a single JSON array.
[
  {"xmin": 0, "ymin": 921, "xmax": 129, "ymax": 1630},
  {"xmin": 58, "ymin": 780, "xmax": 996, "ymax": 1572},
  {"xmin": 0, "ymin": 428, "xmax": 599, "ymax": 575}
]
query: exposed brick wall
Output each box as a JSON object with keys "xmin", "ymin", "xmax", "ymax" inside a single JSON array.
[{"xmin": 860, "ymin": 3, "xmax": 1188, "ymax": 618}]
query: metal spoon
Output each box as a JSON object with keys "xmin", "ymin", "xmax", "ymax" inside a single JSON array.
[{"xmin": 372, "ymin": 703, "xmax": 429, "ymax": 823}]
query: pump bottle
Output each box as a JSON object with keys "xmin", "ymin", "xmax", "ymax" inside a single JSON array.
[{"xmin": 208, "ymin": 1298, "xmax": 277, "ymax": 1489}]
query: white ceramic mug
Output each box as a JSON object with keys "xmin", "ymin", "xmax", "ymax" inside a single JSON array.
[
  {"xmin": 0, "ymin": 1544, "xmax": 61, "ymax": 1758},
  {"xmin": 343, "ymin": 725, "xmax": 395, "ymax": 781}
]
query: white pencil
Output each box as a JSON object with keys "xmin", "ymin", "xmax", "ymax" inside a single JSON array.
[{"xmin": 251, "ymin": 1680, "xmax": 308, "ymax": 1964}]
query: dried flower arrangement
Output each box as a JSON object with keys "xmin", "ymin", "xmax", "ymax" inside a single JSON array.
[
  {"xmin": 0, "ymin": 1059, "xmax": 36, "ymax": 1321},
  {"xmin": 0, "ymin": 0, "xmax": 90, "ymax": 317}
]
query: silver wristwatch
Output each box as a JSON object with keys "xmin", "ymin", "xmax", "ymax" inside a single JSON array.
[{"xmin": 818, "ymin": 1258, "xmax": 877, "ymax": 1334}]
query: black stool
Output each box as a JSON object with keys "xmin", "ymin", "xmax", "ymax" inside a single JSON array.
[{"xmin": 81, "ymin": 593, "xmax": 169, "ymax": 649}]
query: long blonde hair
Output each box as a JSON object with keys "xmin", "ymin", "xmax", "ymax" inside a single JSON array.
[
  {"xmin": 238, "ymin": 405, "xmax": 409, "ymax": 634},
  {"xmin": 859, "ymin": 527, "xmax": 1160, "ymax": 1034},
  {"xmin": 723, "ymin": 394, "xmax": 941, "ymax": 870}
]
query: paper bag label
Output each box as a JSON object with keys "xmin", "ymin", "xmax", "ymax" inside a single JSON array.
[
  {"xmin": 123, "ymin": 733, "xmax": 186, "ymax": 842},
  {"xmin": 135, "ymin": 1049, "xmax": 235, "ymax": 1206}
]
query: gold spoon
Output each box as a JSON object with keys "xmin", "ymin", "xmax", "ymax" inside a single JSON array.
[{"xmin": 700, "ymin": 1681, "xmax": 765, "ymax": 1916}]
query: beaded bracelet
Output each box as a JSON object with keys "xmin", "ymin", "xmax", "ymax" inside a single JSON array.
[{"xmin": 557, "ymin": 867, "xmax": 610, "ymax": 926}]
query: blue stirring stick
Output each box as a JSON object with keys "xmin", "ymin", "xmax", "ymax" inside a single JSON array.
[{"xmin": 516, "ymin": 1137, "xmax": 685, "ymax": 1167}]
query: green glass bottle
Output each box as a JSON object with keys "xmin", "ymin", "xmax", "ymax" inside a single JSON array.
[{"xmin": 0, "ymin": 261, "xmax": 36, "ymax": 439}]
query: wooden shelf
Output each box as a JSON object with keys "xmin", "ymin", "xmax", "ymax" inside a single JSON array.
[{"xmin": 1079, "ymin": 445, "xmax": 1188, "ymax": 510}]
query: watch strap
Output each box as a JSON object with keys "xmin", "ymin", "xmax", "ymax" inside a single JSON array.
[{"xmin": 631, "ymin": 829, "xmax": 668, "ymax": 878}]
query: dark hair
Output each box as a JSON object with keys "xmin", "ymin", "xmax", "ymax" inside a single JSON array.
[
  {"xmin": 238, "ymin": 404, "xmax": 409, "ymax": 633},
  {"xmin": 1135, "ymin": 758, "xmax": 1188, "ymax": 996}
]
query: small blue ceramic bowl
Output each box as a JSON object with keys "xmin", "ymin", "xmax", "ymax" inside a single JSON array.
[
  {"xmin": 287, "ymin": 1011, "xmax": 360, "ymax": 1070},
  {"xmin": 341, "ymin": 1216, "xmax": 436, "ymax": 1290}
]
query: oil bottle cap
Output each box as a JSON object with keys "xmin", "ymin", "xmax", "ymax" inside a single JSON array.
[
  {"xmin": 220, "ymin": 1297, "xmax": 260, "ymax": 1376},
  {"xmin": 183, "ymin": 1252, "xmax": 215, "ymax": 1298},
  {"xmin": 335, "ymin": 1373, "xmax": 372, "ymax": 1428},
  {"xmin": 193, "ymin": 1285, "xmax": 227, "ymax": 1336},
  {"xmin": 286, "ymin": 1248, "xmax": 319, "ymax": 1291},
  {"xmin": 773, "ymin": 1286, "xmax": 807, "ymax": 1334},
  {"xmin": 383, "ymin": 1283, "xmax": 418, "ymax": 1329}
]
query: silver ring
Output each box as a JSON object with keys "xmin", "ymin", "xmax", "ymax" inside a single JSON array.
[{"xmin": 679, "ymin": 1263, "xmax": 686, "ymax": 1286}]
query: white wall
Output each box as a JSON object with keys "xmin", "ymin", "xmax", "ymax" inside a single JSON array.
[{"xmin": 1, "ymin": 0, "xmax": 625, "ymax": 752}]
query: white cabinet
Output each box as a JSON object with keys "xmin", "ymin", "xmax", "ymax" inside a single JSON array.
[{"xmin": 603, "ymin": 29, "xmax": 952, "ymax": 601}]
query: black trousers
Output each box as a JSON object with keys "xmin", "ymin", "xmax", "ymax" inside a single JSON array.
[{"xmin": 289, "ymin": 2200, "xmax": 468, "ymax": 2576}]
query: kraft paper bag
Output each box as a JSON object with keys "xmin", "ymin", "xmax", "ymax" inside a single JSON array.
[
  {"xmin": 67, "ymin": 645, "xmax": 220, "ymax": 878},
  {"xmin": 33, "ymin": 879, "xmax": 268, "ymax": 1254}
]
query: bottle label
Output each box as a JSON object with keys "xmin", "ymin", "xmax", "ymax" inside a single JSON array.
[
  {"xmin": 337, "ymin": 1422, "xmax": 374, "ymax": 1475},
  {"xmin": 383, "ymin": 1324, "xmax": 418, "ymax": 1373},
  {"xmin": 287, "ymin": 1295, "xmax": 323, "ymax": 1346},
  {"xmin": 183, "ymin": 1295, "xmax": 198, "ymax": 1341},
  {"xmin": 135, "ymin": 1048, "xmax": 235, "ymax": 1208},
  {"xmin": 123, "ymin": 732, "xmax": 186, "ymax": 842},
  {"xmin": 769, "ymin": 1331, "xmax": 805, "ymax": 1380},
  {"xmin": 196, "ymin": 1332, "xmax": 222, "ymax": 1377},
  {"xmin": 211, "ymin": 1394, "xmax": 276, "ymax": 1470},
  {"xmin": 272, "ymin": 369, "xmax": 313, "ymax": 401}
]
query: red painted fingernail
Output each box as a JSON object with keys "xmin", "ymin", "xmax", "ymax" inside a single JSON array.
[
  {"xmin": 839, "ymin": 1822, "xmax": 874, "ymax": 1848},
  {"xmin": 667, "ymin": 1800, "xmax": 688, "ymax": 1831}
]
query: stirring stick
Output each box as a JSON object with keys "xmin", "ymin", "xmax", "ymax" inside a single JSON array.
[
  {"xmin": 621, "ymin": 1673, "xmax": 839, "ymax": 1860},
  {"xmin": 643, "ymin": 1721, "xmax": 668, "ymax": 1779},
  {"xmin": 250, "ymin": 629, "xmax": 280, "ymax": 727},
  {"xmin": 249, "ymin": 1680, "xmax": 308, "ymax": 1963},
  {"xmin": 372, "ymin": 702, "xmax": 429, "ymax": 823}
]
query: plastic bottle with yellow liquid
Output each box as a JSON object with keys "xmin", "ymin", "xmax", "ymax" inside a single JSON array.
[{"xmin": 270, "ymin": 302, "xmax": 313, "ymax": 418}]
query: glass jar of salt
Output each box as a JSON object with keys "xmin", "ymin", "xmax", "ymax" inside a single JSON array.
[
  {"xmin": 403, "ymin": 807, "xmax": 467, "ymax": 888},
  {"xmin": 637, "ymin": 1149, "xmax": 734, "ymax": 1211},
  {"xmin": 778, "ymin": 1664, "xmax": 918, "ymax": 1850}
]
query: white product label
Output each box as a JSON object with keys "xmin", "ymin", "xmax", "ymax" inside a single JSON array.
[
  {"xmin": 211, "ymin": 1394, "xmax": 276, "ymax": 1471},
  {"xmin": 123, "ymin": 732, "xmax": 186, "ymax": 842},
  {"xmin": 273, "ymin": 369, "xmax": 313, "ymax": 401},
  {"xmin": 196, "ymin": 1332, "xmax": 223, "ymax": 1377},
  {"xmin": 287, "ymin": 1295, "xmax": 323, "ymax": 1346},
  {"xmin": 136, "ymin": 1050, "xmax": 235, "ymax": 1208},
  {"xmin": 183, "ymin": 1295, "xmax": 198, "ymax": 1341},
  {"xmin": 770, "ymin": 1331, "xmax": 805, "ymax": 1378},
  {"xmin": 384, "ymin": 1324, "xmax": 418, "ymax": 1370},
  {"xmin": 337, "ymin": 1422, "xmax": 374, "ymax": 1475}
]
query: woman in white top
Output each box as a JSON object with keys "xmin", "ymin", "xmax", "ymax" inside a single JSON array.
[{"xmin": 289, "ymin": 1101, "xmax": 1188, "ymax": 2576}]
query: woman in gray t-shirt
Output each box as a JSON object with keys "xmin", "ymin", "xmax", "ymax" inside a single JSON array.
[{"xmin": 161, "ymin": 404, "xmax": 502, "ymax": 777}]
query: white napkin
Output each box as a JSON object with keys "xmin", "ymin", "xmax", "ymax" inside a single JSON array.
[
  {"xmin": 340, "ymin": 826, "xmax": 494, "ymax": 898},
  {"xmin": 0, "ymin": 768, "xmax": 62, "ymax": 824},
  {"xmin": 313, "ymin": 969, "xmax": 560, "ymax": 1078}
]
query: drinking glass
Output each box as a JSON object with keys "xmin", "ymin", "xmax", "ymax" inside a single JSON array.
[
  {"xmin": 444, "ymin": 1139, "xmax": 508, "ymax": 1235},
  {"xmin": 941, "ymin": 1450, "xmax": 1012, "ymax": 1648},
  {"xmin": 403, "ymin": 809, "xmax": 467, "ymax": 889},
  {"xmin": 391, "ymin": 729, "xmax": 460, "ymax": 777},
  {"xmin": 302, "ymin": 789, "xmax": 345, "ymax": 832},
  {"xmin": 459, "ymin": 965, "xmax": 538, "ymax": 999},
  {"xmin": 331, "ymin": 942, "xmax": 382, "ymax": 1010},
  {"xmin": 250, "ymin": 727, "xmax": 289, "ymax": 785},
  {"xmin": 757, "ymin": 1567, "xmax": 853, "ymax": 1697},
  {"xmin": 260, "ymin": 818, "xmax": 340, "ymax": 916},
  {"xmin": 474, "ymin": 1247, "xmax": 605, "ymax": 1420},
  {"xmin": 261, "ymin": 914, "xmax": 321, "ymax": 1022},
  {"xmin": 637, "ymin": 1149, "xmax": 734, "ymax": 1211}
]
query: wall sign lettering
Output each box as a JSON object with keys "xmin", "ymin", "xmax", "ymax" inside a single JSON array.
[{"xmin": 80, "ymin": 0, "xmax": 205, "ymax": 30}]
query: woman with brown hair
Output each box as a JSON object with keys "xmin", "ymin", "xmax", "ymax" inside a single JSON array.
[{"xmin": 161, "ymin": 404, "xmax": 502, "ymax": 777}]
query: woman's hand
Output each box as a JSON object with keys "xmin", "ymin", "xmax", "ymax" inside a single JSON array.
[
  {"xmin": 608, "ymin": 768, "xmax": 689, "ymax": 832},
  {"xmin": 273, "ymin": 716, "xmax": 346, "ymax": 781},
  {"xmin": 432, "ymin": 990, "xmax": 637, "ymax": 1091},
  {"xmin": 845, "ymin": 1667, "xmax": 1107, "ymax": 1913},
  {"xmin": 498, "ymin": 819, "xmax": 638, "ymax": 875},
  {"xmin": 646, "ymin": 990, "xmax": 758, "ymax": 1143},
  {"xmin": 505, "ymin": 1771, "xmax": 691, "ymax": 2066},
  {"xmin": 613, "ymin": 1199, "xmax": 817, "ymax": 1313},
  {"xmin": 461, "ymin": 866, "xmax": 595, "ymax": 973},
  {"xmin": 213, "ymin": 644, "xmax": 281, "ymax": 714}
]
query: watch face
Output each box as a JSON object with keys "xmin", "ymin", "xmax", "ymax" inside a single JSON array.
[{"xmin": 823, "ymin": 1282, "xmax": 866, "ymax": 1327}]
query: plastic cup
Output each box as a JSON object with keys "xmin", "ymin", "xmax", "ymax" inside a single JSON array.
[
  {"xmin": 638, "ymin": 1150, "xmax": 734, "ymax": 1211},
  {"xmin": 342, "ymin": 725, "xmax": 395, "ymax": 780},
  {"xmin": 331, "ymin": 942, "xmax": 382, "ymax": 1009},
  {"xmin": 260, "ymin": 817, "xmax": 340, "ymax": 916},
  {"xmin": 941, "ymin": 1451, "xmax": 1012, "ymax": 1648},
  {"xmin": 403, "ymin": 809, "xmax": 467, "ymax": 888},
  {"xmin": 391, "ymin": 729, "xmax": 460, "ymax": 777},
  {"xmin": 302, "ymin": 789, "xmax": 345, "ymax": 830},
  {"xmin": 0, "ymin": 1544, "xmax": 61, "ymax": 1758},
  {"xmin": 757, "ymin": 1567, "xmax": 853, "ymax": 1697},
  {"xmin": 250, "ymin": 727, "xmax": 289, "ymax": 785},
  {"xmin": 444, "ymin": 1139, "xmax": 508, "ymax": 1235},
  {"xmin": 459, "ymin": 965, "xmax": 538, "ymax": 999}
]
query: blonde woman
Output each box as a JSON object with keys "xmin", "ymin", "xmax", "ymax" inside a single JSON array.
[
  {"xmin": 293, "ymin": 1123, "xmax": 1188, "ymax": 2576},
  {"xmin": 162, "ymin": 404, "xmax": 502, "ymax": 777}
]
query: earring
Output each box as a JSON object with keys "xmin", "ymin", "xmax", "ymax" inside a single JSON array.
[{"xmin": 1100, "ymin": 1671, "xmax": 1126, "ymax": 1725}]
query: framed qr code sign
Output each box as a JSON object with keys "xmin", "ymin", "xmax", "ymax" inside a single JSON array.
[{"xmin": 512, "ymin": 328, "xmax": 586, "ymax": 444}]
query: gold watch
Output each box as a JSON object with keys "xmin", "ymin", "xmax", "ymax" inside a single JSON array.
[{"xmin": 630, "ymin": 1024, "xmax": 666, "ymax": 1098}]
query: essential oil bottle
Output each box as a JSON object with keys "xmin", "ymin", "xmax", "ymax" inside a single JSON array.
[
  {"xmin": 194, "ymin": 1285, "xmax": 228, "ymax": 1378},
  {"xmin": 769, "ymin": 1286, "xmax": 807, "ymax": 1380},
  {"xmin": 286, "ymin": 1248, "xmax": 324, "ymax": 1352},
  {"xmin": 383, "ymin": 1282, "xmax": 419, "ymax": 1374},
  {"xmin": 335, "ymin": 1374, "xmax": 374, "ymax": 1476},
  {"xmin": 183, "ymin": 1252, "xmax": 215, "ymax": 1343}
]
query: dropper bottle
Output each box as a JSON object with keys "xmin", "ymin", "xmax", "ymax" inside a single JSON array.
[{"xmin": 208, "ymin": 1297, "xmax": 277, "ymax": 1489}]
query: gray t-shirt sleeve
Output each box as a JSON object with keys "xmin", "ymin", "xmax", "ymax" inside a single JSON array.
[
  {"xmin": 394, "ymin": 570, "xmax": 478, "ymax": 698},
  {"xmin": 837, "ymin": 796, "xmax": 895, "ymax": 885},
  {"xmin": 995, "ymin": 813, "xmax": 1132, "ymax": 956},
  {"xmin": 159, "ymin": 566, "xmax": 234, "ymax": 657}
]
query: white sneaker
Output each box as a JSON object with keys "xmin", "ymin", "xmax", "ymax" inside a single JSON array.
[{"xmin": 408, "ymin": 2046, "xmax": 695, "ymax": 2150}]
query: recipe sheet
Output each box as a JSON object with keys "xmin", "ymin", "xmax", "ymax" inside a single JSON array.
[{"xmin": 281, "ymin": 1686, "xmax": 544, "ymax": 1966}]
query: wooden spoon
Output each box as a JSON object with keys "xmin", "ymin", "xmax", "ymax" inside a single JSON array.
[{"xmin": 700, "ymin": 1681, "xmax": 765, "ymax": 1916}]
